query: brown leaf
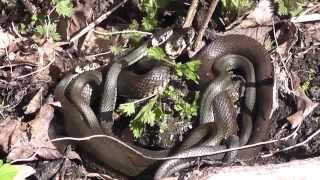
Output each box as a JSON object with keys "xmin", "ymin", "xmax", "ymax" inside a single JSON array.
[
  {"xmin": 24, "ymin": 88, "xmax": 43, "ymax": 114},
  {"xmin": 287, "ymin": 73, "xmax": 319, "ymax": 128},
  {"xmin": 0, "ymin": 104, "xmax": 63, "ymax": 161}
]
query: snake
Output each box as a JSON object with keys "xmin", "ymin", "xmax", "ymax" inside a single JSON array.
[
  {"xmin": 154, "ymin": 54, "xmax": 255, "ymax": 179},
  {"xmin": 54, "ymin": 31, "xmax": 274, "ymax": 177}
]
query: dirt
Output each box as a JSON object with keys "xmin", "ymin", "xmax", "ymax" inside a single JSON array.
[{"xmin": 0, "ymin": 0, "xmax": 320, "ymax": 179}]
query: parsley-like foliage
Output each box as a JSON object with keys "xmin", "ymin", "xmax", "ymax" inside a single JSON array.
[
  {"xmin": 129, "ymin": 97, "xmax": 164, "ymax": 139},
  {"xmin": 51, "ymin": 0, "xmax": 73, "ymax": 17}
]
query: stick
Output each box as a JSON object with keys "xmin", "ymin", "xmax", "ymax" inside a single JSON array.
[
  {"xmin": 69, "ymin": 0, "xmax": 128, "ymax": 43},
  {"xmin": 194, "ymin": 0, "xmax": 219, "ymax": 51},
  {"xmin": 183, "ymin": 0, "xmax": 200, "ymax": 28}
]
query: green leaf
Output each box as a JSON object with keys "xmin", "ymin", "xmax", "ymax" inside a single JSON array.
[
  {"xmin": 163, "ymin": 86, "xmax": 199, "ymax": 122},
  {"xmin": 0, "ymin": 162, "xmax": 18, "ymax": 180},
  {"xmin": 175, "ymin": 60, "xmax": 200, "ymax": 84},
  {"xmin": 147, "ymin": 47, "xmax": 166, "ymax": 61},
  {"xmin": 154, "ymin": 105, "xmax": 164, "ymax": 121},
  {"xmin": 110, "ymin": 46, "xmax": 122, "ymax": 56},
  {"xmin": 118, "ymin": 102, "xmax": 135, "ymax": 116},
  {"xmin": 276, "ymin": 0, "xmax": 305, "ymax": 16},
  {"xmin": 53, "ymin": 0, "xmax": 73, "ymax": 17},
  {"xmin": 129, "ymin": 20, "xmax": 140, "ymax": 30},
  {"xmin": 129, "ymin": 97, "xmax": 158, "ymax": 139},
  {"xmin": 35, "ymin": 23, "xmax": 61, "ymax": 41},
  {"xmin": 142, "ymin": 16, "xmax": 157, "ymax": 31},
  {"xmin": 130, "ymin": 120, "xmax": 145, "ymax": 140},
  {"xmin": 221, "ymin": 0, "xmax": 252, "ymax": 17}
]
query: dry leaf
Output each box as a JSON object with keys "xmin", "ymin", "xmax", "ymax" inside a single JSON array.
[
  {"xmin": 24, "ymin": 88, "xmax": 43, "ymax": 114},
  {"xmin": 0, "ymin": 104, "xmax": 63, "ymax": 162},
  {"xmin": 287, "ymin": 73, "xmax": 319, "ymax": 128}
]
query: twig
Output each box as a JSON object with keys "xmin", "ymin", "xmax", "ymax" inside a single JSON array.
[
  {"xmin": 263, "ymin": 128, "xmax": 320, "ymax": 157},
  {"xmin": 272, "ymin": 17, "xmax": 294, "ymax": 90},
  {"xmin": 69, "ymin": 0, "xmax": 128, "ymax": 43},
  {"xmin": 10, "ymin": 123, "xmax": 303, "ymax": 164},
  {"xmin": 281, "ymin": 128, "xmax": 320, "ymax": 151},
  {"xmin": 301, "ymin": 4, "xmax": 320, "ymax": 16},
  {"xmin": 0, "ymin": 63, "xmax": 36, "ymax": 70},
  {"xmin": 194, "ymin": 0, "xmax": 219, "ymax": 51},
  {"xmin": 183, "ymin": 0, "xmax": 200, "ymax": 28},
  {"xmin": 291, "ymin": 13, "xmax": 320, "ymax": 23},
  {"xmin": 11, "ymin": 22, "xmax": 23, "ymax": 39},
  {"xmin": 16, "ymin": 51, "xmax": 56, "ymax": 79},
  {"xmin": 85, "ymin": 50, "xmax": 112, "ymax": 58},
  {"xmin": 131, "ymin": 94, "xmax": 157, "ymax": 104},
  {"xmin": 93, "ymin": 30, "xmax": 152, "ymax": 36}
]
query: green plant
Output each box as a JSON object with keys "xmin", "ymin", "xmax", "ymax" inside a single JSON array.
[
  {"xmin": 51, "ymin": 0, "xmax": 73, "ymax": 17},
  {"xmin": 147, "ymin": 47, "xmax": 200, "ymax": 84},
  {"xmin": 110, "ymin": 45, "xmax": 123, "ymax": 55},
  {"xmin": 221, "ymin": 0, "xmax": 253, "ymax": 18},
  {"xmin": 118, "ymin": 101, "xmax": 136, "ymax": 116},
  {"xmin": 117, "ymin": 46, "xmax": 200, "ymax": 139},
  {"xmin": 121, "ymin": 0, "xmax": 171, "ymax": 43},
  {"xmin": 117, "ymin": 48, "xmax": 200, "ymax": 139},
  {"xmin": 128, "ymin": 97, "xmax": 164, "ymax": 139},
  {"xmin": 35, "ymin": 0, "xmax": 73, "ymax": 40},
  {"xmin": 175, "ymin": 61, "xmax": 201, "ymax": 84},
  {"xmin": 35, "ymin": 22, "xmax": 61, "ymax": 41},
  {"xmin": 130, "ymin": 0, "xmax": 170, "ymax": 32},
  {"xmin": 164, "ymin": 86, "xmax": 198, "ymax": 121},
  {"xmin": 276, "ymin": 0, "xmax": 304, "ymax": 16},
  {"xmin": 300, "ymin": 80, "xmax": 311, "ymax": 92},
  {"xmin": 139, "ymin": 0, "xmax": 160, "ymax": 31},
  {"xmin": 0, "ymin": 160, "xmax": 17, "ymax": 180},
  {"xmin": 300, "ymin": 74, "xmax": 314, "ymax": 92},
  {"xmin": 119, "ymin": 85, "xmax": 199, "ymax": 139}
]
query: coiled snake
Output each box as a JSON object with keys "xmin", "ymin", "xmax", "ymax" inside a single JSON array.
[{"xmin": 54, "ymin": 28, "xmax": 274, "ymax": 177}]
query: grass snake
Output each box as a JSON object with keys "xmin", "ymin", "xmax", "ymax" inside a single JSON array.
[{"xmin": 54, "ymin": 32, "xmax": 274, "ymax": 177}]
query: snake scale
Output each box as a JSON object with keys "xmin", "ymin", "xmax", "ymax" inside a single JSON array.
[{"xmin": 54, "ymin": 32, "xmax": 274, "ymax": 177}]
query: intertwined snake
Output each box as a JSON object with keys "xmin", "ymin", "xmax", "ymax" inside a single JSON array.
[{"xmin": 54, "ymin": 28, "xmax": 274, "ymax": 178}]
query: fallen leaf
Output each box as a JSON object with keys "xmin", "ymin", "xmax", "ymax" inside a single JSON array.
[
  {"xmin": 287, "ymin": 73, "xmax": 319, "ymax": 128},
  {"xmin": 0, "ymin": 104, "xmax": 63, "ymax": 162},
  {"xmin": 24, "ymin": 88, "xmax": 43, "ymax": 114}
]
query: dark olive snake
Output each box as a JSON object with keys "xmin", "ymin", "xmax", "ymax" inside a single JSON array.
[{"xmin": 54, "ymin": 30, "xmax": 274, "ymax": 177}]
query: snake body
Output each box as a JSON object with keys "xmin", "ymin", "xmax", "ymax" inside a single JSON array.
[
  {"xmin": 54, "ymin": 33, "xmax": 273, "ymax": 177},
  {"xmin": 196, "ymin": 34, "xmax": 274, "ymax": 155},
  {"xmin": 154, "ymin": 54, "xmax": 255, "ymax": 179}
]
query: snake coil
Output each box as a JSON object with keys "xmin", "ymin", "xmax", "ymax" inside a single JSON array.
[{"xmin": 54, "ymin": 33, "xmax": 274, "ymax": 177}]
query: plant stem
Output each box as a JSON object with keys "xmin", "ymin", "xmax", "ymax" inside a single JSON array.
[{"xmin": 161, "ymin": 58, "xmax": 176, "ymax": 66}]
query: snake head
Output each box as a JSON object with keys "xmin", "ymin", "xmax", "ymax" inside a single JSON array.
[{"xmin": 164, "ymin": 27, "xmax": 195, "ymax": 59}]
